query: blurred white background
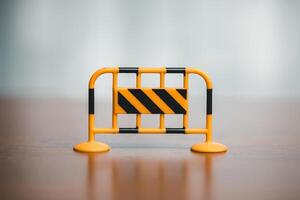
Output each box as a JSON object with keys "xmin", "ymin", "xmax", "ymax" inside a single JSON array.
[{"xmin": 1, "ymin": 0, "xmax": 300, "ymax": 99}]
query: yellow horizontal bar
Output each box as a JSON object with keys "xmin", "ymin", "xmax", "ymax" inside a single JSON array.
[
  {"xmin": 185, "ymin": 128, "xmax": 208, "ymax": 134},
  {"xmin": 138, "ymin": 67, "xmax": 166, "ymax": 73},
  {"xmin": 138, "ymin": 128, "xmax": 166, "ymax": 133},
  {"xmin": 93, "ymin": 128, "xmax": 207, "ymax": 134},
  {"xmin": 94, "ymin": 128, "xmax": 119, "ymax": 133}
]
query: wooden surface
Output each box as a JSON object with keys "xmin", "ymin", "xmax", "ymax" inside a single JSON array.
[{"xmin": 0, "ymin": 97, "xmax": 300, "ymax": 200}]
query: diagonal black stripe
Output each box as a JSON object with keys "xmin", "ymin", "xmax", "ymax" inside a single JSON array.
[
  {"xmin": 176, "ymin": 89, "xmax": 187, "ymax": 99},
  {"xmin": 128, "ymin": 89, "xmax": 164, "ymax": 114},
  {"xmin": 118, "ymin": 92, "xmax": 140, "ymax": 114},
  {"xmin": 152, "ymin": 89, "xmax": 186, "ymax": 114}
]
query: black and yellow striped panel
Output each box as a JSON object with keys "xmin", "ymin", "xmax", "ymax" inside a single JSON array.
[{"xmin": 115, "ymin": 88, "xmax": 187, "ymax": 114}]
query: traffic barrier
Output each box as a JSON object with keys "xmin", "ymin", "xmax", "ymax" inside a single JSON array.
[{"xmin": 73, "ymin": 67, "xmax": 228, "ymax": 153}]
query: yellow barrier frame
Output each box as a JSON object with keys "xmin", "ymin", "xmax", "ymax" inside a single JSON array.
[{"xmin": 74, "ymin": 67, "xmax": 228, "ymax": 153}]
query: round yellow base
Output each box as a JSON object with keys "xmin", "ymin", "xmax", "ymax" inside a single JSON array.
[
  {"xmin": 191, "ymin": 142, "xmax": 228, "ymax": 153},
  {"xmin": 73, "ymin": 141, "xmax": 110, "ymax": 153}
]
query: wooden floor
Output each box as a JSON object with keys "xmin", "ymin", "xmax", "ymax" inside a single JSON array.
[{"xmin": 0, "ymin": 97, "xmax": 300, "ymax": 200}]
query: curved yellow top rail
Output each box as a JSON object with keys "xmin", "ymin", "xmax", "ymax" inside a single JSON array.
[
  {"xmin": 186, "ymin": 67, "xmax": 213, "ymax": 89},
  {"xmin": 89, "ymin": 67, "xmax": 119, "ymax": 89},
  {"xmin": 88, "ymin": 67, "xmax": 213, "ymax": 90}
]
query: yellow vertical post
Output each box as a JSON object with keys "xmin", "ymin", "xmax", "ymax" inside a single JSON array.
[
  {"xmin": 74, "ymin": 67, "xmax": 117, "ymax": 153},
  {"xmin": 88, "ymin": 114, "xmax": 95, "ymax": 142},
  {"xmin": 136, "ymin": 69, "xmax": 142, "ymax": 128},
  {"xmin": 205, "ymin": 115, "xmax": 212, "ymax": 142},
  {"xmin": 160, "ymin": 69, "xmax": 165, "ymax": 129},
  {"xmin": 205, "ymin": 88, "xmax": 213, "ymax": 142},
  {"xmin": 183, "ymin": 70, "xmax": 188, "ymax": 130},
  {"xmin": 88, "ymin": 86, "xmax": 95, "ymax": 142},
  {"xmin": 112, "ymin": 71, "xmax": 118, "ymax": 130},
  {"xmin": 187, "ymin": 67, "xmax": 227, "ymax": 153}
]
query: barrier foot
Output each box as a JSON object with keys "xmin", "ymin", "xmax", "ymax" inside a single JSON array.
[
  {"xmin": 191, "ymin": 142, "xmax": 228, "ymax": 153},
  {"xmin": 73, "ymin": 141, "xmax": 110, "ymax": 153}
]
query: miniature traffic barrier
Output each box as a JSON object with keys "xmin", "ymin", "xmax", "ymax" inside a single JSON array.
[{"xmin": 74, "ymin": 67, "xmax": 228, "ymax": 153}]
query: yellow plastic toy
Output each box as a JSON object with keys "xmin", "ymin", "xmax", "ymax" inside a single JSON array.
[{"xmin": 74, "ymin": 67, "xmax": 227, "ymax": 153}]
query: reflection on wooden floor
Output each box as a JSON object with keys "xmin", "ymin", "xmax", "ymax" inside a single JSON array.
[{"xmin": 84, "ymin": 152, "xmax": 225, "ymax": 200}]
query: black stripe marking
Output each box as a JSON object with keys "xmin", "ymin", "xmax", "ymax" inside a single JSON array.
[
  {"xmin": 119, "ymin": 67, "xmax": 138, "ymax": 74},
  {"xmin": 119, "ymin": 128, "xmax": 139, "ymax": 133},
  {"xmin": 128, "ymin": 89, "xmax": 164, "ymax": 114},
  {"xmin": 166, "ymin": 67, "xmax": 186, "ymax": 74},
  {"xmin": 118, "ymin": 92, "xmax": 140, "ymax": 113},
  {"xmin": 176, "ymin": 89, "xmax": 187, "ymax": 99},
  {"xmin": 207, "ymin": 89, "xmax": 212, "ymax": 114},
  {"xmin": 89, "ymin": 89, "xmax": 94, "ymax": 114},
  {"xmin": 166, "ymin": 128, "xmax": 185, "ymax": 134},
  {"xmin": 153, "ymin": 89, "xmax": 186, "ymax": 114}
]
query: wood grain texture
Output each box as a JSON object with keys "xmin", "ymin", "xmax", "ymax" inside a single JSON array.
[{"xmin": 0, "ymin": 97, "xmax": 300, "ymax": 200}]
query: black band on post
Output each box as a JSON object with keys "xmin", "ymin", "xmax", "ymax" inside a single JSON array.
[
  {"xmin": 119, "ymin": 67, "xmax": 138, "ymax": 74},
  {"xmin": 89, "ymin": 89, "xmax": 94, "ymax": 114},
  {"xmin": 207, "ymin": 89, "xmax": 212, "ymax": 114},
  {"xmin": 119, "ymin": 128, "xmax": 139, "ymax": 133},
  {"xmin": 166, "ymin": 128, "xmax": 185, "ymax": 134},
  {"xmin": 166, "ymin": 67, "xmax": 186, "ymax": 74}
]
